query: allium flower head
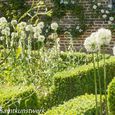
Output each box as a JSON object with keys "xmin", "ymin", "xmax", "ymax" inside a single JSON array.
[
  {"xmin": 93, "ymin": 5, "xmax": 97, "ymax": 9},
  {"xmin": 0, "ymin": 17, "xmax": 7, "ymax": 23},
  {"xmin": 11, "ymin": 32, "xmax": 18, "ymax": 38},
  {"xmin": 33, "ymin": 26, "xmax": 42, "ymax": 34},
  {"xmin": 38, "ymin": 35, "xmax": 45, "ymax": 42},
  {"xmin": 11, "ymin": 20, "xmax": 17, "ymax": 26},
  {"xmin": 25, "ymin": 24, "xmax": 33, "ymax": 32},
  {"xmin": 51, "ymin": 22, "xmax": 58, "ymax": 31},
  {"xmin": 84, "ymin": 32, "xmax": 100, "ymax": 52},
  {"xmin": 101, "ymin": 9, "xmax": 104, "ymax": 13},
  {"xmin": 96, "ymin": 28, "xmax": 112, "ymax": 46},
  {"xmin": 109, "ymin": 17, "xmax": 114, "ymax": 21},
  {"xmin": 113, "ymin": 46, "xmax": 115, "ymax": 56},
  {"xmin": 37, "ymin": 22, "xmax": 44, "ymax": 29},
  {"xmin": 17, "ymin": 22, "xmax": 27, "ymax": 30}
]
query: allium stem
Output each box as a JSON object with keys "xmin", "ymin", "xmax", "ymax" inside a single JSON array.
[
  {"xmin": 96, "ymin": 52, "xmax": 102, "ymax": 115},
  {"xmin": 92, "ymin": 53, "xmax": 98, "ymax": 115},
  {"xmin": 103, "ymin": 52, "xmax": 108, "ymax": 115}
]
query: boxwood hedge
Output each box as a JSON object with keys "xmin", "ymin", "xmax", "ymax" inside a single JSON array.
[
  {"xmin": 36, "ymin": 57, "xmax": 115, "ymax": 113},
  {"xmin": 52, "ymin": 56, "xmax": 115, "ymax": 103},
  {"xmin": 0, "ymin": 85, "xmax": 38, "ymax": 115},
  {"xmin": 108, "ymin": 77, "xmax": 115, "ymax": 115},
  {"xmin": 60, "ymin": 52, "xmax": 110, "ymax": 65},
  {"xmin": 43, "ymin": 94, "xmax": 104, "ymax": 115}
]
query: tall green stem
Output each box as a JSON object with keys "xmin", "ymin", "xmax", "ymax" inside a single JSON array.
[
  {"xmin": 103, "ymin": 52, "xmax": 108, "ymax": 115},
  {"xmin": 97, "ymin": 52, "xmax": 102, "ymax": 115},
  {"xmin": 92, "ymin": 53, "xmax": 98, "ymax": 115}
]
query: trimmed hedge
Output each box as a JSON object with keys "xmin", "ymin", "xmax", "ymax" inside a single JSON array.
[
  {"xmin": 36, "ymin": 57, "xmax": 115, "ymax": 113},
  {"xmin": 60, "ymin": 52, "xmax": 110, "ymax": 65},
  {"xmin": 108, "ymin": 77, "xmax": 115, "ymax": 115},
  {"xmin": 43, "ymin": 94, "xmax": 104, "ymax": 115},
  {"xmin": 52, "ymin": 56, "xmax": 115, "ymax": 104},
  {"xmin": 0, "ymin": 85, "xmax": 38, "ymax": 115}
]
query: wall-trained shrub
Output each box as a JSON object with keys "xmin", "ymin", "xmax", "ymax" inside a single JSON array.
[
  {"xmin": 0, "ymin": 85, "xmax": 38, "ymax": 115},
  {"xmin": 43, "ymin": 94, "xmax": 104, "ymax": 115},
  {"xmin": 108, "ymin": 77, "xmax": 115, "ymax": 115}
]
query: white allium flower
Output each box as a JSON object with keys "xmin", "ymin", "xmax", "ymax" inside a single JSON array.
[
  {"xmin": 96, "ymin": 28, "xmax": 112, "ymax": 45},
  {"xmin": 97, "ymin": 3, "xmax": 101, "ymax": 6},
  {"xmin": 109, "ymin": 17, "xmax": 114, "ymax": 21},
  {"xmin": 17, "ymin": 22, "xmax": 27, "ymax": 30},
  {"xmin": 1, "ymin": 27, "xmax": 10, "ymax": 36},
  {"xmin": 11, "ymin": 32, "xmax": 18, "ymax": 38},
  {"xmin": 84, "ymin": 32, "xmax": 100, "ymax": 52},
  {"xmin": 25, "ymin": 24, "xmax": 33, "ymax": 32},
  {"xmin": 33, "ymin": 26, "xmax": 42, "ymax": 34},
  {"xmin": 34, "ymin": 33, "xmax": 40, "ymax": 38},
  {"xmin": 37, "ymin": 22, "xmax": 44, "ymax": 29},
  {"xmin": 101, "ymin": 9, "xmax": 105, "ymax": 13},
  {"xmin": 106, "ymin": 10, "xmax": 109, "ymax": 14},
  {"xmin": 76, "ymin": 26, "xmax": 80, "ymax": 30},
  {"xmin": 0, "ymin": 36, "xmax": 4, "ymax": 40},
  {"xmin": 51, "ymin": 22, "xmax": 58, "ymax": 31},
  {"xmin": 93, "ymin": 5, "xmax": 97, "ymax": 9},
  {"xmin": 0, "ymin": 17, "xmax": 7, "ymax": 23},
  {"xmin": 108, "ymin": 21, "xmax": 112, "ymax": 25},
  {"xmin": 11, "ymin": 20, "xmax": 17, "ymax": 26},
  {"xmin": 38, "ymin": 35, "xmax": 45, "ymax": 42},
  {"xmin": 102, "ymin": 14, "xmax": 107, "ymax": 19},
  {"xmin": 108, "ymin": 4, "xmax": 112, "ymax": 8},
  {"xmin": 113, "ymin": 46, "xmax": 115, "ymax": 56}
]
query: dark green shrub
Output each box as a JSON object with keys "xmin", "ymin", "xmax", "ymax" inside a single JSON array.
[
  {"xmin": 35, "ymin": 57, "xmax": 115, "ymax": 113},
  {"xmin": 0, "ymin": 0, "xmax": 30, "ymax": 20},
  {"xmin": 43, "ymin": 94, "xmax": 104, "ymax": 115},
  {"xmin": 0, "ymin": 85, "xmax": 38, "ymax": 115},
  {"xmin": 52, "ymin": 57, "xmax": 115, "ymax": 104},
  {"xmin": 60, "ymin": 52, "xmax": 110, "ymax": 66},
  {"xmin": 108, "ymin": 77, "xmax": 115, "ymax": 115}
]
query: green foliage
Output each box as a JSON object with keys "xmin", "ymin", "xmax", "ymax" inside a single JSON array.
[
  {"xmin": 0, "ymin": 85, "xmax": 38, "ymax": 115},
  {"xmin": 50, "ymin": 0, "xmax": 86, "ymax": 37},
  {"xmin": 52, "ymin": 57, "xmax": 115, "ymax": 103},
  {"xmin": 108, "ymin": 77, "xmax": 115, "ymax": 115},
  {"xmin": 43, "ymin": 94, "xmax": 104, "ymax": 115},
  {"xmin": 0, "ymin": 0, "xmax": 30, "ymax": 20}
]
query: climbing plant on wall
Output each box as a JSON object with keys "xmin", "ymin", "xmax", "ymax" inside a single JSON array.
[{"xmin": 43, "ymin": 0, "xmax": 87, "ymax": 38}]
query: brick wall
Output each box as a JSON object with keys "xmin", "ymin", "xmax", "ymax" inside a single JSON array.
[{"xmin": 28, "ymin": 0, "xmax": 115, "ymax": 53}]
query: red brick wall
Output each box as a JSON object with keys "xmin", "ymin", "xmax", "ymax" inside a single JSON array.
[{"xmin": 28, "ymin": 0, "xmax": 115, "ymax": 53}]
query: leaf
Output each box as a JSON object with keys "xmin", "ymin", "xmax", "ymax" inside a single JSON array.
[{"xmin": 16, "ymin": 46, "xmax": 22, "ymax": 58}]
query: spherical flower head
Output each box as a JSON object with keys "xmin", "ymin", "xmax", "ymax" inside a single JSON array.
[
  {"xmin": 25, "ymin": 24, "xmax": 33, "ymax": 32},
  {"xmin": 101, "ymin": 9, "xmax": 105, "ymax": 13},
  {"xmin": 38, "ymin": 35, "xmax": 45, "ymax": 42},
  {"xmin": 51, "ymin": 22, "xmax": 58, "ymax": 31},
  {"xmin": 93, "ymin": 5, "xmax": 97, "ymax": 10},
  {"xmin": 109, "ymin": 17, "xmax": 114, "ymax": 21},
  {"xmin": 97, "ymin": 3, "xmax": 101, "ymax": 6},
  {"xmin": 96, "ymin": 28, "xmax": 112, "ymax": 46},
  {"xmin": 1, "ymin": 27, "xmax": 10, "ymax": 36},
  {"xmin": 34, "ymin": 33, "xmax": 40, "ymax": 39},
  {"xmin": 33, "ymin": 26, "xmax": 42, "ymax": 34},
  {"xmin": 11, "ymin": 20, "xmax": 17, "ymax": 26},
  {"xmin": 11, "ymin": 32, "xmax": 18, "ymax": 38},
  {"xmin": 37, "ymin": 22, "xmax": 44, "ymax": 29},
  {"xmin": 102, "ymin": 14, "xmax": 107, "ymax": 19},
  {"xmin": 17, "ymin": 22, "xmax": 27, "ymax": 30},
  {"xmin": 84, "ymin": 32, "xmax": 100, "ymax": 52},
  {"xmin": 106, "ymin": 10, "xmax": 109, "ymax": 14},
  {"xmin": 113, "ymin": 46, "xmax": 115, "ymax": 56},
  {"xmin": 0, "ymin": 17, "xmax": 7, "ymax": 23}
]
